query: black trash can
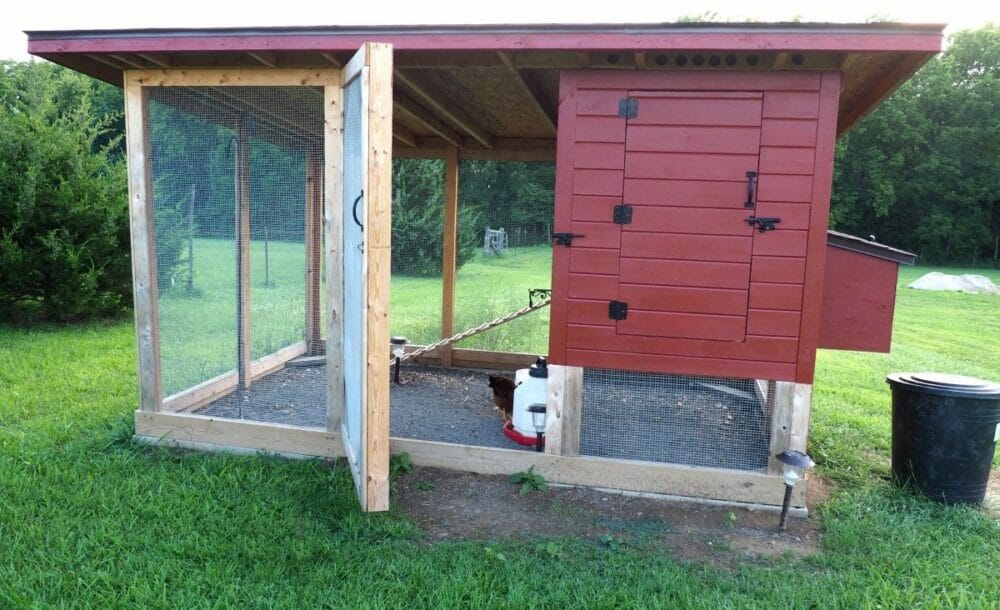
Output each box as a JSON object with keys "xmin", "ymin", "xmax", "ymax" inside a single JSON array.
[{"xmin": 886, "ymin": 373, "xmax": 1000, "ymax": 505}]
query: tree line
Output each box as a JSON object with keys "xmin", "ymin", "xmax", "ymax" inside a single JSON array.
[{"xmin": 0, "ymin": 25, "xmax": 996, "ymax": 321}]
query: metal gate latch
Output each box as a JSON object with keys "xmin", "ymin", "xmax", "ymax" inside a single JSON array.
[
  {"xmin": 746, "ymin": 216, "xmax": 782, "ymax": 232},
  {"xmin": 551, "ymin": 232, "xmax": 585, "ymax": 247}
]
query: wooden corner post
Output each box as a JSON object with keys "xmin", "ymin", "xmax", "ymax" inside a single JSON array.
[
  {"xmin": 325, "ymin": 85, "xmax": 345, "ymax": 431},
  {"xmin": 124, "ymin": 73, "xmax": 163, "ymax": 412},
  {"xmin": 545, "ymin": 364, "xmax": 583, "ymax": 457},
  {"xmin": 767, "ymin": 381, "xmax": 813, "ymax": 474},
  {"xmin": 440, "ymin": 145, "xmax": 460, "ymax": 366}
]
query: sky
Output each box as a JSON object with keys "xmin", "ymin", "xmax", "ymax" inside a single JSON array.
[{"xmin": 4, "ymin": 0, "xmax": 999, "ymax": 60}]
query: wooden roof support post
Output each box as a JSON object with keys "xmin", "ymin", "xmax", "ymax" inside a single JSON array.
[
  {"xmin": 124, "ymin": 74, "xmax": 163, "ymax": 412},
  {"xmin": 440, "ymin": 145, "xmax": 460, "ymax": 367},
  {"xmin": 767, "ymin": 381, "xmax": 813, "ymax": 474},
  {"xmin": 304, "ymin": 146, "xmax": 323, "ymax": 355},
  {"xmin": 235, "ymin": 116, "xmax": 252, "ymax": 390},
  {"xmin": 545, "ymin": 365, "xmax": 583, "ymax": 457}
]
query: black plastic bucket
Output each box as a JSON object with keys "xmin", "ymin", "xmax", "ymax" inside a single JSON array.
[{"xmin": 886, "ymin": 373, "xmax": 1000, "ymax": 505}]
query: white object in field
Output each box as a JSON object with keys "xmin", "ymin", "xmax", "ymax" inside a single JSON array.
[
  {"xmin": 513, "ymin": 359, "xmax": 548, "ymax": 436},
  {"xmin": 907, "ymin": 272, "xmax": 1000, "ymax": 295}
]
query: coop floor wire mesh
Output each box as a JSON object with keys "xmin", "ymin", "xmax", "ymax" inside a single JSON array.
[{"xmin": 579, "ymin": 368, "xmax": 771, "ymax": 471}]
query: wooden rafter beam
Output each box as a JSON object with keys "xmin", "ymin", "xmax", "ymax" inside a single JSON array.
[
  {"xmin": 135, "ymin": 53, "xmax": 171, "ymax": 68},
  {"xmin": 247, "ymin": 51, "xmax": 278, "ymax": 68},
  {"xmin": 392, "ymin": 124, "xmax": 418, "ymax": 148},
  {"xmin": 87, "ymin": 54, "xmax": 127, "ymax": 71},
  {"xmin": 110, "ymin": 54, "xmax": 146, "ymax": 69},
  {"xmin": 320, "ymin": 52, "xmax": 343, "ymax": 68},
  {"xmin": 393, "ymin": 90, "xmax": 464, "ymax": 147},
  {"xmin": 496, "ymin": 52, "xmax": 557, "ymax": 134},
  {"xmin": 394, "ymin": 70, "xmax": 494, "ymax": 149}
]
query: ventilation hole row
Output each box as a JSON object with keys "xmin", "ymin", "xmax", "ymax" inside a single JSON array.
[{"xmin": 646, "ymin": 53, "xmax": 763, "ymax": 67}]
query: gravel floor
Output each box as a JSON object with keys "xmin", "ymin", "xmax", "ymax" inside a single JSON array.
[
  {"xmin": 197, "ymin": 363, "xmax": 769, "ymax": 469},
  {"xmin": 196, "ymin": 363, "xmax": 527, "ymax": 450}
]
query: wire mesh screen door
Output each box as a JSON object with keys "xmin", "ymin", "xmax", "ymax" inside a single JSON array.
[
  {"xmin": 333, "ymin": 43, "xmax": 394, "ymax": 512},
  {"xmin": 132, "ymin": 72, "xmax": 335, "ymax": 422}
]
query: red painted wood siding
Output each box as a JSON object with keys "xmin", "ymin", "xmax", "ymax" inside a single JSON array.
[
  {"xmin": 549, "ymin": 70, "xmax": 842, "ymax": 383},
  {"xmin": 818, "ymin": 246, "xmax": 900, "ymax": 353}
]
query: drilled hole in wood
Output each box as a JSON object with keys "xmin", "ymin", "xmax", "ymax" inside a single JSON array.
[
  {"xmin": 709, "ymin": 55, "xmax": 721, "ymax": 67},
  {"xmin": 791, "ymin": 53, "xmax": 805, "ymax": 65},
  {"xmin": 725, "ymin": 54, "xmax": 738, "ymax": 66},
  {"xmin": 674, "ymin": 55, "xmax": 688, "ymax": 67},
  {"xmin": 606, "ymin": 53, "xmax": 620, "ymax": 64},
  {"xmin": 655, "ymin": 54, "xmax": 668, "ymax": 66},
  {"xmin": 692, "ymin": 54, "xmax": 705, "ymax": 66},
  {"xmin": 746, "ymin": 54, "xmax": 759, "ymax": 66}
]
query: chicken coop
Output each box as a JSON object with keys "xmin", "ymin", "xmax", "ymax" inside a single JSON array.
[{"xmin": 29, "ymin": 22, "xmax": 940, "ymax": 511}]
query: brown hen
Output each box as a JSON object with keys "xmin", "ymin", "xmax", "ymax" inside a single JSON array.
[{"xmin": 488, "ymin": 375, "xmax": 517, "ymax": 422}]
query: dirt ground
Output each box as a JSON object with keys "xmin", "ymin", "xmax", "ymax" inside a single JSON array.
[{"xmin": 394, "ymin": 466, "xmax": 827, "ymax": 567}]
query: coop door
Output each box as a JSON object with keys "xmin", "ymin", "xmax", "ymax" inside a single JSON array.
[
  {"xmin": 335, "ymin": 43, "xmax": 393, "ymax": 512},
  {"xmin": 614, "ymin": 91, "xmax": 764, "ymax": 342}
]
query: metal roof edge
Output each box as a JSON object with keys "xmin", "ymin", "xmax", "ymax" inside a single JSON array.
[
  {"xmin": 24, "ymin": 21, "xmax": 948, "ymax": 41},
  {"xmin": 827, "ymin": 230, "xmax": 917, "ymax": 265}
]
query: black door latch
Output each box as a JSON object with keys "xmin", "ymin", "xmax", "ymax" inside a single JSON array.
[
  {"xmin": 744, "ymin": 171, "xmax": 758, "ymax": 208},
  {"xmin": 746, "ymin": 216, "xmax": 781, "ymax": 232},
  {"xmin": 551, "ymin": 232, "xmax": 585, "ymax": 247}
]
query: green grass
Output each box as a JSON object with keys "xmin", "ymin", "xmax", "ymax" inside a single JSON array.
[{"xmin": 1, "ymin": 265, "xmax": 998, "ymax": 608}]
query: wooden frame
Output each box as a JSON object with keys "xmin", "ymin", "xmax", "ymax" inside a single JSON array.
[
  {"xmin": 767, "ymin": 381, "xmax": 813, "ymax": 474},
  {"xmin": 124, "ymin": 67, "xmax": 339, "ymax": 416},
  {"xmin": 439, "ymin": 146, "xmax": 460, "ymax": 366},
  {"xmin": 135, "ymin": 410, "xmax": 806, "ymax": 509},
  {"xmin": 545, "ymin": 365, "xmax": 583, "ymax": 457},
  {"xmin": 124, "ymin": 75, "xmax": 162, "ymax": 412}
]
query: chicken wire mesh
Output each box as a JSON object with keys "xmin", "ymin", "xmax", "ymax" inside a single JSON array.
[
  {"xmin": 579, "ymin": 368, "xmax": 772, "ymax": 471},
  {"xmin": 389, "ymin": 159, "xmax": 554, "ymax": 354},
  {"xmin": 146, "ymin": 85, "xmax": 324, "ymax": 426}
]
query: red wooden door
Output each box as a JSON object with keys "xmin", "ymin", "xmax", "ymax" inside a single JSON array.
[{"xmin": 614, "ymin": 91, "xmax": 763, "ymax": 342}]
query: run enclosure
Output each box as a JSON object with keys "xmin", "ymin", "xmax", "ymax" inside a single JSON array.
[{"xmin": 27, "ymin": 24, "xmax": 943, "ymax": 512}]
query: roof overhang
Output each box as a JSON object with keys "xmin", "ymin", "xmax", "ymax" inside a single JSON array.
[{"xmin": 26, "ymin": 22, "xmax": 944, "ymax": 153}]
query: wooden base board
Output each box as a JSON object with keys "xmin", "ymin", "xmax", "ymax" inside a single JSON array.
[
  {"xmin": 135, "ymin": 411, "xmax": 805, "ymax": 509},
  {"xmin": 405, "ymin": 346, "xmax": 541, "ymax": 370}
]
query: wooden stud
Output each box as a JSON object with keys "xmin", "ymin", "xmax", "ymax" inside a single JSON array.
[
  {"xmin": 135, "ymin": 410, "xmax": 804, "ymax": 508},
  {"xmin": 235, "ymin": 116, "xmax": 252, "ymax": 390},
  {"xmin": 440, "ymin": 145, "xmax": 459, "ymax": 367},
  {"xmin": 363, "ymin": 42, "xmax": 395, "ymax": 512},
  {"xmin": 324, "ymin": 82, "xmax": 345, "ymax": 432},
  {"xmin": 496, "ymin": 52, "xmax": 557, "ymax": 134},
  {"xmin": 89, "ymin": 54, "xmax": 127, "ymax": 70},
  {"xmin": 129, "ymin": 68, "xmax": 339, "ymax": 87},
  {"xmin": 634, "ymin": 52, "xmax": 646, "ymax": 69},
  {"xmin": 773, "ymin": 52, "xmax": 789, "ymax": 69},
  {"xmin": 247, "ymin": 51, "xmax": 278, "ymax": 68},
  {"xmin": 136, "ymin": 411, "xmax": 343, "ymax": 458},
  {"xmin": 304, "ymin": 148, "xmax": 322, "ymax": 355},
  {"xmin": 393, "ymin": 90, "xmax": 465, "ymax": 147},
  {"xmin": 545, "ymin": 365, "xmax": 583, "ymax": 457},
  {"xmin": 124, "ymin": 76, "xmax": 163, "ymax": 412},
  {"xmin": 403, "ymin": 346, "xmax": 539, "ymax": 370},
  {"xmin": 394, "ymin": 70, "xmax": 494, "ymax": 148},
  {"xmin": 767, "ymin": 382, "xmax": 813, "ymax": 474}
]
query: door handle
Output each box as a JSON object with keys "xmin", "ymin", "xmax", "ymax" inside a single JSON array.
[
  {"xmin": 744, "ymin": 171, "xmax": 758, "ymax": 208},
  {"xmin": 352, "ymin": 191, "xmax": 364, "ymax": 232}
]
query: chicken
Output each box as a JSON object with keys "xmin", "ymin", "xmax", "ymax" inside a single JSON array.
[{"xmin": 488, "ymin": 374, "xmax": 517, "ymax": 423}]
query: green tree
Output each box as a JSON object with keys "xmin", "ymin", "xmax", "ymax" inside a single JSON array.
[{"xmin": 0, "ymin": 61, "xmax": 129, "ymax": 322}]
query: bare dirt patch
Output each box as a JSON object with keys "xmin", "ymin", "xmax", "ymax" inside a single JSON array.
[{"xmin": 394, "ymin": 466, "xmax": 824, "ymax": 567}]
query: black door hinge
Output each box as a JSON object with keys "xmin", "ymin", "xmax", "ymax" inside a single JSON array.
[
  {"xmin": 613, "ymin": 204, "xmax": 633, "ymax": 225},
  {"xmin": 746, "ymin": 216, "xmax": 782, "ymax": 232},
  {"xmin": 608, "ymin": 300, "xmax": 629, "ymax": 321},
  {"xmin": 551, "ymin": 232, "xmax": 585, "ymax": 247},
  {"xmin": 618, "ymin": 98, "xmax": 638, "ymax": 119}
]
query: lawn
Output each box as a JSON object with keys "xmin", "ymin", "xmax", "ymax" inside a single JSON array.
[{"xmin": 1, "ymin": 265, "xmax": 998, "ymax": 608}]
